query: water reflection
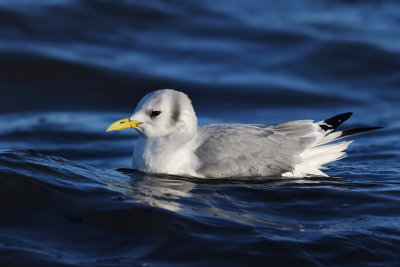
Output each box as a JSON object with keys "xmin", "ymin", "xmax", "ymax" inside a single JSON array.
[
  {"xmin": 103, "ymin": 168, "xmax": 354, "ymax": 217},
  {"xmin": 104, "ymin": 170, "xmax": 195, "ymax": 212}
]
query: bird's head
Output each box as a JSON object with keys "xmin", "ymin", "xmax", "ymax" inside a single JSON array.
[{"xmin": 107, "ymin": 89, "xmax": 197, "ymax": 138}]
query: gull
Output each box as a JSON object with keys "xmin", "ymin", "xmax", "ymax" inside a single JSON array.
[{"xmin": 107, "ymin": 89, "xmax": 380, "ymax": 178}]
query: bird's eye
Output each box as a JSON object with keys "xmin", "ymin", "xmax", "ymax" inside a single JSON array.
[{"xmin": 150, "ymin": 110, "xmax": 161, "ymax": 118}]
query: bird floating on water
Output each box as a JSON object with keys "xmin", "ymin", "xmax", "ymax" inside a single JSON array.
[{"xmin": 107, "ymin": 89, "xmax": 380, "ymax": 178}]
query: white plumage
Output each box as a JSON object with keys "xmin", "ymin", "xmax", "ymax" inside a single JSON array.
[{"xmin": 107, "ymin": 89, "xmax": 379, "ymax": 178}]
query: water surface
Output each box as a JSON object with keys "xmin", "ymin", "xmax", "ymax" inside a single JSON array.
[{"xmin": 0, "ymin": 0, "xmax": 399, "ymax": 266}]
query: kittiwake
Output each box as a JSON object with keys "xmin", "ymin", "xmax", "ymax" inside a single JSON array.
[{"xmin": 107, "ymin": 89, "xmax": 380, "ymax": 178}]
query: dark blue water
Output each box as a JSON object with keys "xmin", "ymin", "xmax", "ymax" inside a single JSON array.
[{"xmin": 1, "ymin": 0, "xmax": 400, "ymax": 266}]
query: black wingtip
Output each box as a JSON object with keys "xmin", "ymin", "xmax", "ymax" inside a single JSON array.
[
  {"xmin": 339, "ymin": 126, "xmax": 383, "ymax": 139},
  {"xmin": 320, "ymin": 112, "xmax": 353, "ymax": 131}
]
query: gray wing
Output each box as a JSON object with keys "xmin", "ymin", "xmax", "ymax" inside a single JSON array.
[{"xmin": 194, "ymin": 120, "xmax": 320, "ymax": 178}]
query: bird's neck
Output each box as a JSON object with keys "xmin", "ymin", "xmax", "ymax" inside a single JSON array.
[{"xmin": 145, "ymin": 132, "xmax": 194, "ymax": 150}]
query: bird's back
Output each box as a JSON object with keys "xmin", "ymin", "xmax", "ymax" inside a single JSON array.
[{"xmin": 194, "ymin": 121, "xmax": 320, "ymax": 178}]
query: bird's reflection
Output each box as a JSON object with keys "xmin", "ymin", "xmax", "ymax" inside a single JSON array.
[
  {"xmin": 103, "ymin": 168, "xmax": 350, "ymax": 215},
  {"xmin": 104, "ymin": 169, "xmax": 196, "ymax": 212}
]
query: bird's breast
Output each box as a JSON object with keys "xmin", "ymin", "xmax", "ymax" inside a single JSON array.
[{"xmin": 132, "ymin": 137, "xmax": 201, "ymax": 177}]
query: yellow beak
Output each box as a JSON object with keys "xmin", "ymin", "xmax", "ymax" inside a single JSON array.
[{"xmin": 106, "ymin": 117, "xmax": 142, "ymax": 132}]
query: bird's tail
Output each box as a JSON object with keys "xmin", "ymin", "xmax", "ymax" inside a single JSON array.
[{"xmin": 283, "ymin": 112, "xmax": 381, "ymax": 177}]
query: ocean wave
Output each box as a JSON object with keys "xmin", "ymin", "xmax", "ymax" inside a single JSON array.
[
  {"xmin": 1, "ymin": 149, "xmax": 399, "ymax": 265},
  {"xmin": 1, "ymin": 0, "xmax": 400, "ymax": 265}
]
